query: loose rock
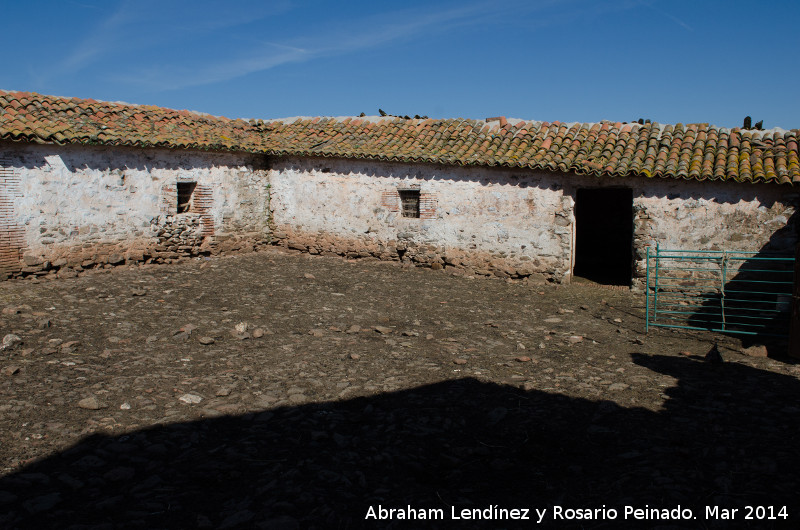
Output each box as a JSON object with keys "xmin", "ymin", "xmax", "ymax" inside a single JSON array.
[
  {"xmin": 1, "ymin": 334, "xmax": 22, "ymax": 351},
  {"xmin": 178, "ymin": 394, "xmax": 203, "ymax": 404},
  {"xmin": 742, "ymin": 345, "xmax": 768, "ymax": 357},
  {"xmin": 77, "ymin": 397, "xmax": 108, "ymax": 410},
  {"xmin": 2, "ymin": 365, "xmax": 21, "ymax": 376}
]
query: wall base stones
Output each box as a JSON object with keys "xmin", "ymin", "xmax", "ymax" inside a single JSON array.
[
  {"xmin": 153, "ymin": 214, "xmax": 207, "ymax": 257},
  {"xmin": 272, "ymin": 226, "xmax": 566, "ymax": 282},
  {"xmin": 6, "ymin": 214, "xmax": 270, "ymax": 281}
]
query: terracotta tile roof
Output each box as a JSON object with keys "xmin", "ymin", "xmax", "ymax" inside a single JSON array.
[
  {"xmin": 260, "ymin": 117, "xmax": 800, "ymax": 186},
  {"xmin": 2, "ymin": 90, "xmax": 799, "ymax": 186},
  {"xmin": 0, "ymin": 90, "xmax": 264, "ymax": 152}
]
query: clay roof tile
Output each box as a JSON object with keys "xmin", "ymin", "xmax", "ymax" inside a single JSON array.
[{"xmin": 1, "ymin": 90, "xmax": 798, "ymax": 185}]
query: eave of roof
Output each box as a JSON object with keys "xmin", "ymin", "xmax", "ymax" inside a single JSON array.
[{"xmin": 2, "ymin": 90, "xmax": 799, "ymax": 186}]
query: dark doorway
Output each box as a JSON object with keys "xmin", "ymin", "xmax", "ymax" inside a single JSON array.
[
  {"xmin": 176, "ymin": 182, "xmax": 197, "ymax": 214},
  {"xmin": 573, "ymin": 188, "xmax": 633, "ymax": 285}
]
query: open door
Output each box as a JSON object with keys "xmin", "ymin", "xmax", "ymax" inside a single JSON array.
[{"xmin": 573, "ymin": 188, "xmax": 633, "ymax": 285}]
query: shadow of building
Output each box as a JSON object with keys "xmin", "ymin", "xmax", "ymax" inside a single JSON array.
[{"xmin": 1, "ymin": 354, "xmax": 799, "ymax": 528}]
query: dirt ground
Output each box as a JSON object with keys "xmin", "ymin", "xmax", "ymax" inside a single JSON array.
[{"xmin": 1, "ymin": 248, "xmax": 798, "ymax": 529}]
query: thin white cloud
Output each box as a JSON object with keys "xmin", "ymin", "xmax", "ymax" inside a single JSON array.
[
  {"xmin": 61, "ymin": 2, "xmax": 134, "ymax": 71},
  {"xmin": 640, "ymin": 1, "xmax": 693, "ymax": 31},
  {"xmin": 119, "ymin": 1, "xmax": 532, "ymax": 90},
  {"xmin": 54, "ymin": 0, "xmax": 291, "ymax": 77},
  {"xmin": 66, "ymin": 1, "xmax": 103, "ymax": 10},
  {"xmin": 66, "ymin": 0, "xmax": 651, "ymax": 92},
  {"xmin": 316, "ymin": 3, "xmax": 493, "ymax": 54},
  {"xmin": 129, "ymin": 43, "xmax": 312, "ymax": 91}
]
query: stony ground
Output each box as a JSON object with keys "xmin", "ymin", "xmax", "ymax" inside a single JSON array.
[{"xmin": 1, "ymin": 248, "xmax": 798, "ymax": 529}]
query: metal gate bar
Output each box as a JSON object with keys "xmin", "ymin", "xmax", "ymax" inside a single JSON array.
[{"xmin": 646, "ymin": 245, "xmax": 795, "ymax": 337}]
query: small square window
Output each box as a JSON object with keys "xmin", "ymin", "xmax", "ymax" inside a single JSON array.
[
  {"xmin": 177, "ymin": 182, "xmax": 196, "ymax": 213},
  {"xmin": 399, "ymin": 189, "xmax": 420, "ymax": 218}
]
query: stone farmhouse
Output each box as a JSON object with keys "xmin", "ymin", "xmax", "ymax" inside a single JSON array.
[{"xmin": 1, "ymin": 90, "xmax": 798, "ymax": 287}]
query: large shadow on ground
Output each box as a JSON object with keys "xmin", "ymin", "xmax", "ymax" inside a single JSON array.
[{"xmin": 2, "ymin": 354, "xmax": 799, "ymax": 529}]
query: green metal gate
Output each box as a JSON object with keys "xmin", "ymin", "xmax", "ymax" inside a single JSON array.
[{"xmin": 645, "ymin": 245, "xmax": 795, "ymax": 338}]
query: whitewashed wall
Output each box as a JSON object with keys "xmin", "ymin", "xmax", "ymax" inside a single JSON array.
[
  {"xmin": 0, "ymin": 141, "xmax": 270, "ymax": 278},
  {"xmin": 270, "ymin": 157, "xmax": 573, "ymax": 280},
  {"xmin": 269, "ymin": 156, "xmax": 798, "ymax": 284},
  {"xmin": 1, "ymin": 140, "xmax": 795, "ymax": 284},
  {"xmin": 628, "ymin": 177, "xmax": 797, "ymax": 286}
]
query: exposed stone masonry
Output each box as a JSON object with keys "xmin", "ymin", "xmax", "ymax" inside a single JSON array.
[
  {"xmin": 8, "ymin": 214, "xmax": 270, "ymax": 281},
  {"xmin": 272, "ymin": 227, "xmax": 564, "ymax": 282},
  {"xmin": 152, "ymin": 214, "xmax": 208, "ymax": 258}
]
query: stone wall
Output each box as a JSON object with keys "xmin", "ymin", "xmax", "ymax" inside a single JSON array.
[
  {"xmin": 0, "ymin": 141, "xmax": 271, "ymax": 279},
  {"xmin": 2, "ymin": 141, "xmax": 796, "ymax": 285},
  {"xmin": 629, "ymin": 178, "xmax": 798, "ymax": 287},
  {"xmin": 269, "ymin": 156, "xmax": 799, "ymax": 285},
  {"xmin": 269, "ymin": 157, "xmax": 572, "ymax": 281}
]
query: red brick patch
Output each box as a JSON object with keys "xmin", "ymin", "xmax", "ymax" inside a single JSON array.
[
  {"xmin": 381, "ymin": 190, "xmax": 400, "ymax": 213},
  {"xmin": 419, "ymin": 192, "xmax": 437, "ymax": 220},
  {"xmin": 192, "ymin": 185, "xmax": 215, "ymax": 237},
  {"xmin": 0, "ymin": 157, "xmax": 24, "ymax": 278}
]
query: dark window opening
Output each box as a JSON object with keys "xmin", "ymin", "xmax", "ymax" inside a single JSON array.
[
  {"xmin": 177, "ymin": 182, "xmax": 196, "ymax": 214},
  {"xmin": 573, "ymin": 188, "xmax": 633, "ymax": 285},
  {"xmin": 399, "ymin": 189, "xmax": 420, "ymax": 218}
]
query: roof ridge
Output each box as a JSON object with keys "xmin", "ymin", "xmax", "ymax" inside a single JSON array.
[
  {"xmin": 0, "ymin": 89, "xmax": 238, "ymax": 123},
  {"xmin": 4, "ymin": 90, "xmax": 793, "ymax": 136}
]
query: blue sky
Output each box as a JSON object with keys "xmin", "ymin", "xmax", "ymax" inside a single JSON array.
[{"xmin": 3, "ymin": 1, "xmax": 799, "ymax": 129}]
